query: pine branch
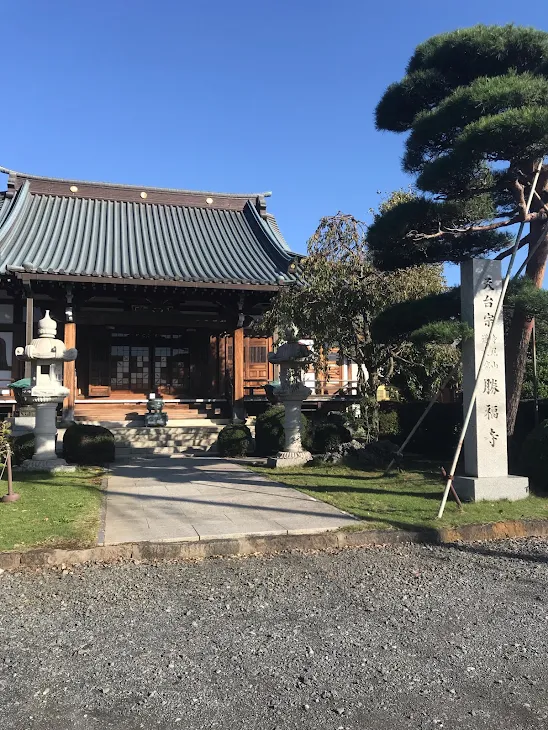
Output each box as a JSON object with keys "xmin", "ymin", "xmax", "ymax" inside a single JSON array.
[{"xmin": 408, "ymin": 211, "xmax": 538, "ymax": 241}]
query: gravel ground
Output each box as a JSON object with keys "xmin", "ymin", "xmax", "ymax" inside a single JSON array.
[{"xmin": 1, "ymin": 539, "xmax": 548, "ymax": 730}]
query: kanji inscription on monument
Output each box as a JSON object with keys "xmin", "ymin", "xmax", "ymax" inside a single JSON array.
[{"xmin": 454, "ymin": 259, "xmax": 528, "ymax": 502}]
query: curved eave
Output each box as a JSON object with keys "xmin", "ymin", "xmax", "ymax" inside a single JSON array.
[
  {"xmin": 0, "ymin": 181, "xmax": 30, "ymax": 250},
  {"xmin": 243, "ymin": 202, "xmax": 301, "ymax": 285}
]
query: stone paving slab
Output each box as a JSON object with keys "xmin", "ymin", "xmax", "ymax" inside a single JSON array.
[{"xmin": 103, "ymin": 456, "xmax": 356, "ymax": 544}]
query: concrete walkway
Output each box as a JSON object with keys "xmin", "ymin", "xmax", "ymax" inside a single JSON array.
[{"xmin": 102, "ymin": 457, "xmax": 356, "ymax": 545}]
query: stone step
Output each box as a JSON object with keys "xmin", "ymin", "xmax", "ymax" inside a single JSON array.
[
  {"xmin": 115, "ymin": 448, "xmax": 131, "ymax": 457},
  {"xmin": 112, "ymin": 425, "xmax": 225, "ymax": 435},
  {"xmin": 118, "ymin": 441, "xmax": 218, "ymax": 447},
  {"xmin": 116, "ymin": 438, "xmax": 217, "ymax": 446},
  {"xmin": 112, "ymin": 433, "xmax": 223, "ymax": 444},
  {"xmin": 116, "ymin": 446, "xmax": 216, "ymax": 456},
  {"xmin": 111, "ymin": 424, "xmax": 226, "ymax": 457}
]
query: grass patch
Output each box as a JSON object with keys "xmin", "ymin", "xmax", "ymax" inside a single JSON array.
[
  {"xmin": 0, "ymin": 469, "xmax": 104, "ymax": 552},
  {"xmin": 251, "ymin": 463, "xmax": 548, "ymax": 531}
]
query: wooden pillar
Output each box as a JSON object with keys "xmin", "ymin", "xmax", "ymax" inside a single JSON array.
[
  {"xmin": 64, "ymin": 322, "xmax": 77, "ymax": 420},
  {"xmin": 209, "ymin": 334, "xmax": 219, "ymax": 396},
  {"xmin": 24, "ymin": 297, "xmax": 33, "ymax": 379},
  {"xmin": 233, "ymin": 327, "xmax": 244, "ymax": 418},
  {"xmin": 316, "ymin": 345, "xmax": 327, "ymax": 395},
  {"xmin": 219, "ymin": 335, "xmax": 227, "ymax": 397},
  {"xmin": 267, "ymin": 336, "xmax": 274, "ymax": 381}
]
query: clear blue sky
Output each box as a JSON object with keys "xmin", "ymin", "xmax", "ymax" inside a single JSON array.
[{"xmin": 3, "ymin": 1, "xmax": 547, "ymax": 285}]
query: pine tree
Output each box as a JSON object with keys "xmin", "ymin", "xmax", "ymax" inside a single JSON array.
[{"xmin": 368, "ymin": 24, "xmax": 548, "ymax": 433}]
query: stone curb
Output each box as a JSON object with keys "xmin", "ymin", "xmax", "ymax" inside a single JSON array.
[
  {"xmin": 2, "ymin": 518, "xmax": 548, "ymax": 571},
  {"xmin": 96, "ymin": 473, "xmax": 108, "ymax": 546}
]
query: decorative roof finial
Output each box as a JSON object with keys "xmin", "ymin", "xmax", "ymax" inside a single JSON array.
[{"xmin": 38, "ymin": 310, "xmax": 57, "ymax": 338}]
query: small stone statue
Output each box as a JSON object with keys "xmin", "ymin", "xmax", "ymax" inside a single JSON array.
[{"xmin": 267, "ymin": 326, "xmax": 314, "ymax": 467}]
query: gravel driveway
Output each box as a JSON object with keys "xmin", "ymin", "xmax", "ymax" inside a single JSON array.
[{"xmin": 1, "ymin": 538, "xmax": 548, "ymax": 729}]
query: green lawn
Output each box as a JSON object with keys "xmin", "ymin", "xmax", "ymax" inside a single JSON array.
[
  {"xmin": 0, "ymin": 469, "xmax": 104, "ymax": 552},
  {"xmin": 252, "ymin": 463, "xmax": 548, "ymax": 531}
]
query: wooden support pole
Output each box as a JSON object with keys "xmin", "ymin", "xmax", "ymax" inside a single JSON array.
[
  {"xmin": 233, "ymin": 327, "xmax": 244, "ymax": 419},
  {"xmin": 64, "ymin": 322, "xmax": 77, "ymax": 420}
]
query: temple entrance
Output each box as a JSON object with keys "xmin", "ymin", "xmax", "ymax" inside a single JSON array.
[
  {"xmin": 109, "ymin": 333, "xmax": 192, "ymax": 396},
  {"xmin": 87, "ymin": 327, "xmax": 209, "ymax": 398}
]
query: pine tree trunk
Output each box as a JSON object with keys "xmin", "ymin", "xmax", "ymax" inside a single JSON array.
[{"xmin": 506, "ymin": 219, "xmax": 548, "ymax": 434}]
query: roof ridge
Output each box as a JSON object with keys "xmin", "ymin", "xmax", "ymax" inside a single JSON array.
[{"xmin": 0, "ymin": 166, "xmax": 266, "ymax": 200}]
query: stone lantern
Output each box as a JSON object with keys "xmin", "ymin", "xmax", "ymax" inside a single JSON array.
[
  {"xmin": 15, "ymin": 311, "xmax": 77, "ymax": 472},
  {"xmin": 267, "ymin": 326, "xmax": 314, "ymax": 467}
]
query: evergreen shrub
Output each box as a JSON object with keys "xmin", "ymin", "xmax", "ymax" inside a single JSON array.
[
  {"xmin": 63, "ymin": 424, "xmax": 115, "ymax": 465},
  {"xmin": 217, "ymin": 424, "xmax": 252, "ymax": 457}
]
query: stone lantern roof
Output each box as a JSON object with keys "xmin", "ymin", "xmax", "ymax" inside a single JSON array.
[{"xmin": 15, "ymin": 311, "xmax": 77, "ymax": 363}]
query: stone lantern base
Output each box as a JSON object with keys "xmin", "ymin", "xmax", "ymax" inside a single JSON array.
[
  {"xmin": 15, "ymin": 400, "xmax": 77, "ymax": 473},
  {"xmin": 267, "ymin": 450, "xmax": 313, "ymax": 468},
  {"xmin": 19, "ymin": 457, "xmax": 76, "ymax": 473}
]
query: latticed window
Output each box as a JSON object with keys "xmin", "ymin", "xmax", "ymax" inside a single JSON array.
[{"xmin": 248, "ymin": 345, "xmax": 267, "ymax": 364}]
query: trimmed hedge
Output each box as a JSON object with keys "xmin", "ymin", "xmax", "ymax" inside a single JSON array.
[
  {"xmin": 377, "ymin": 399, "xmax": 548, "ymax": 462},
  {"xmin": 217, "ymin": 424, "xmax": 252, "ymax": 457},
  {"xmin": 63, "ymin": 424, "xmax": 115, "ymax": 465},
  {"xmin": 11, "ymin": 432, "xmax": 35, "ymax": 465},
  {"xmin": 255, "ymin": 405, "xmax": 312, "ymax": 456},
  {"xmin": 510, "ymin": 399, "xmax": 548, "ymax": 467},
  {"xmin": 378, "ymin": 409, "xmax": 400, "ymax": 438},
  {"xmin": 520, "ymin": 419, "xmax": 548, "ymax": 491},
  {"xmin": 379, "ymin": 401, "xmax": 461, "ymax": 459}
]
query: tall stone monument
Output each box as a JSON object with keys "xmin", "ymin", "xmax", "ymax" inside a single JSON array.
[
  {"xmin": 267, "ymin": 327, "xmax": 314, "ymax": 468},
  {"xmin": 454, "ymin": 259, "xmax": 529, "ymax": 502},
  {"xmin": 15, "ymin": 311, "xmax": 77, "ymax": 472}
]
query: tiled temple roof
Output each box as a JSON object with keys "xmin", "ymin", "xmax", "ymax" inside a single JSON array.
[{"xmin": 0, "ymin": 169, "xmax": 299, "ymax": 289}]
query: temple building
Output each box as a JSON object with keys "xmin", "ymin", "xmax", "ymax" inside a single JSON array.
[{"xmin": 0, "ymin": 168, "xmax": 355, "ymax": 425}]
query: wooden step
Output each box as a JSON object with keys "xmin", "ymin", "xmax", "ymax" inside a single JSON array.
[
  {"xmin": 75, "ymin": 413, "xmax": 211, "ymax": 422},
  {"xmin": 74, "ymin": 397, "xmax": 227, "ymax": 425},
  {"xmin": 74, "ymin": 410, "xmax": 214, "ymax": 420}
]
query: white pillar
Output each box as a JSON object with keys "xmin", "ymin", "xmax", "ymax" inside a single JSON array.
[
  {"xmin": 454, "ymin": 259, "xmax": 528, "ymax": 501},
  {"xmin": 20, "ymin": 399, "xmax": 75, "ymax": 472},
  {"xmin": 284, "ymin": 401, "xmax": 304, "ymax": 452},
  {"xmin": 33, "ymin": 402, "xmax": 58, "ymax": 461}
]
